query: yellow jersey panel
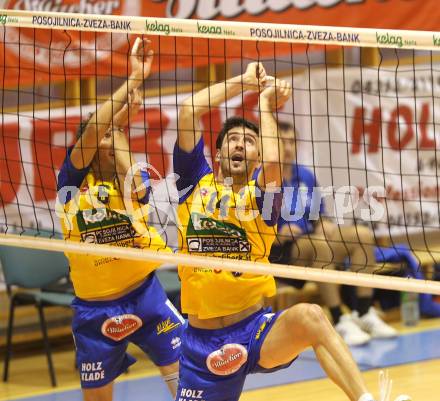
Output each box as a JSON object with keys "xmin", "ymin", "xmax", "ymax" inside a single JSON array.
[
  {"xmin": 177, "ymin": 170, "xmax": 277, "ymax": 319},
  {"xmin": 58, "ymin": 163, "xmax": 168, "ymax": 299}
]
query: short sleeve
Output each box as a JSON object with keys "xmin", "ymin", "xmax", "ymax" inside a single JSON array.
[
  {"xmin": 57, "ymin": 150, "xmax": 90, "ymax": 205},
  {"xmin": 173, "ymin": 138, "xmax": 212, "ymax": 204}
]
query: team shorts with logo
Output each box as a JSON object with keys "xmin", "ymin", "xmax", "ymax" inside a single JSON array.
[
  {"xmin": 175, "ymin": 308, "xmax": 296, "ymax": 401},
  {"xmin": 71, "ymin": 273, "xmax": 185, "ymax": 388}
]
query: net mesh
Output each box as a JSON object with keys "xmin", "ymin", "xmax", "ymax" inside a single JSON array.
[{"xmin": 1, "ymin": 11, "xmax": 440, "ymax": 293}]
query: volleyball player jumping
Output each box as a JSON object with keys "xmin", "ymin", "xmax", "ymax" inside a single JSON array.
[
  {"xmin": 172, "ymin": 62, "xmax": 409, "ymax": 401},
  {"xmin": 57, "ymin": 38, "xmax": 183, "ymax": 401}
]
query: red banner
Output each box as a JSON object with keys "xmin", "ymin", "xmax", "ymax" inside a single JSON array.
[
  {"xmin": 1, "ymin": 0, "xmax": 439, "ymax": 87},
  {"xmin": 142, "ymin": 0, "xmax": 440, "ymax": 31}
]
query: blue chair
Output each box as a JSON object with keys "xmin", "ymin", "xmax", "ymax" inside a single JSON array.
[{"xmin": 1, "ymin": 245, "xmax": 74, "ymax": 387}]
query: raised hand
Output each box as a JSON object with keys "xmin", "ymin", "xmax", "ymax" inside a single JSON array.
[
  {"xmin": 259, "ymin": 78, "xmax": 292, "ymax": 111},
  {"xmin": 130, "ymin": 37, "xmax": 154, "ymax": 82},
  {"xmin": 112, "ymin": 87, "xmax": 143, "ymax": 127},
  {"xmin": 242, "ymin": 62, "xmax": 267, "ymax": 91}
]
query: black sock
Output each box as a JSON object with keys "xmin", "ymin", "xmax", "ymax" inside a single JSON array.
[
  {"xmin": 357, "ymin": 297, "xmax": 372, "ymax": 316},
  {"xmin": 330, "ymin": 306, "xmax": 343, "ymax": 325}
]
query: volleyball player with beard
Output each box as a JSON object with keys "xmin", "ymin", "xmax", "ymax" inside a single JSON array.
[{"xmin": 172, "ymin": 62, "xmax": 407, "ymax": 401}]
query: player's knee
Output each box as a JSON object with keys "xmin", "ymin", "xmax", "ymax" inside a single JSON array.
[
  {"xmin": 301, "ymin": 303, "xmax": 330, "ymax": 342},
  {"xmin": 305, "ymin": 303, "xmax": 327, "ymax": 326},
  {"xmin": 286, "ymin": 303, "xmax": 327, "ymax": 338}
]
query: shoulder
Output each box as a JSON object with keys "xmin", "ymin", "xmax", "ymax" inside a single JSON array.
[{"xmin": 294, "ymin": 164, "xmax": 317, "ymax": 184}]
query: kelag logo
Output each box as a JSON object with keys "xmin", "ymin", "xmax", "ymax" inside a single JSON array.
[
  {"xmin": 197, "ymin": 22, "xmax": 222, "ymax": 35},
  {"xmin": 145, "ymin": 19, "xmax": 171, "ymax": 35},
  {"xmin": 0, "ymin": 14, "xmax": 7, "ymax": 25},
  {"xmin": 376, "ymin": 32, "xmax": 403, "ymax": 48}
]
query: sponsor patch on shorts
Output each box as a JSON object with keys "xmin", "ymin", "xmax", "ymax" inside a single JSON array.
[
  {"xmin": 206, "ymin": 343, "xmax": 248, "ymax": 376},
  {"xmin": 101, "ymin": 314, "xmax": 142, "ymax": 341}
]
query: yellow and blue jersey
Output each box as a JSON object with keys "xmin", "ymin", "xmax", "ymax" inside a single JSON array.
[
  {"xmin": 174, "ymin": 138, "xmax": 282, "ymax": 318},
  {"xmin": 57, "ymin": 152, "xmax": 168, "ymax": 299}
]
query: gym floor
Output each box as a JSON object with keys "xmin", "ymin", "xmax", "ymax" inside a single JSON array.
[{"xmin": 1, "ymin": 319, "xmax": 439, "ymax": 401}]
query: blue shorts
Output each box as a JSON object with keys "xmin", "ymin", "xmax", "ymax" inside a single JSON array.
[
  {"xmin": 175, "ymin": 308, "xmax": 296, "ymax": 401},
  {"xmin": 71, "ymin": 274, "xmax": 185, "ymax": 389}
]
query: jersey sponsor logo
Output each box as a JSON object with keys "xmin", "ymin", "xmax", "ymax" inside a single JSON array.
[
  {"xmin": 171, "ymin": 336, "xmax": 182, "ymax": 349},
  {"xmin": 188, "ymin": 213, "xmax": 246, "ymax": 237},
  {"xmin": 78, "ymin": 208, "xmax": 131, "ymax": 229},
  {"xmin": 80, "ymin": 361, "xmax": 105, "ymax": 382},
  {"xmin": 81, "ymin": 207, "xmax": 107, "ymax": 224},
  {"xmin": 238, "ymin": 240, "xmax": 251, "ymax": 252},
  {"xmin": 157, "ymin": 317, "xmax": 181, "ymax": 335},
  {"xmin": 193, "ymin": 267, "xmax": 214, "ymax": 273},
  {"xmin": 186, "ymin": 236, "xmax": 251, "ymax": 254},
  {"xmin": 206, "ymin": 343, "xmax": 248, "ymax": 376},
  {"xmin": 80, "ymin": 223, "xmax": 136, "ymax": 245},
  {"xmin": 187, "ymin": 238, "xmax": 202, "ymax": 252},
  {"xmin": 97, "ymin": 184, "xmax": 110, "ymax": 204},
  {"xmin": 186, "ymin": 214, "xmax": 252, "ymax": 254},
  {"xmin": 82, "ymin": 232, "xmax": 97, "ymax": 243},
  {"xmin": 178, "ymin": 388, "xmax": 205, "ymax": 401},
  {"xmin": 255, "ymin": 313, "xmax": 275, "ymax": 340},
  {"xmin": 101, "ymin": 314, "xmax": 142, "ymax": 341}
]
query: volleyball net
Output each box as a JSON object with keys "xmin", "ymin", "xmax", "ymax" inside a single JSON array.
[{"xmin": 1, "ymin": 9, "xmax": 440, "ymax": 294}]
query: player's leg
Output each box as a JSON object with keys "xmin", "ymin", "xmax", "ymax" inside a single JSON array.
[
  {"xmin": 258, "ymin": 303, "xmax": 369, "ymax": 401},
  {"xmin": 83, "ymin": 382, "xmax": 113, "ymax": 401},
  {"xmin": 158, "ymin": 361, "xmax": 179, "ymax": 397},
  {"xmin": 128, "ymin": 274, "xmax": 184, "ymax": 398},
  {"xmin": 71, "ymin": 298, "xmax": 137, "ymax": 401},
  {"xmin": 174, "ymin": 324, "xmax": 249, "ymax": 401}
]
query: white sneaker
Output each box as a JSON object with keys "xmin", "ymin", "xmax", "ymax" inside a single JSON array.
[
  {"xmin": 335, "ymin": 314, "xmax": 371, "ymax": 346},
  {"xmin": 353, "ymin": 307, "xmax": 398, "ymax": 339}
]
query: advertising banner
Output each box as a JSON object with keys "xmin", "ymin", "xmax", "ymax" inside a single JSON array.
[
  {"xmin": 293, "ymin": 65, "xmax": 440, "ymax": 236},
  {"xmin": 1, "ymin": 0, "xmax": 439, "ymax": 87}
]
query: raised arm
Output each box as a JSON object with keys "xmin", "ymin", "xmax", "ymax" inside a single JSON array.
[
  {"xmin": 257, "ymin": 78, "xmax": 292, "ymax": 190},
  {"xmin": 177, "ymin": 62, "xmax": 266, "ymax": 153},
  {"xmin": 70, "ymin": 37, "xmax": 154, "ymax": 169},
  {"xmin": 113, "ymin": 88, "xmax": 149, "ymax": 205}
]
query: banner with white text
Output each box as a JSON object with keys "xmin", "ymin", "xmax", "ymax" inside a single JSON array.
[{"xmin": 293, "ymin": 65, "xmax": 440, "ymax": 236}]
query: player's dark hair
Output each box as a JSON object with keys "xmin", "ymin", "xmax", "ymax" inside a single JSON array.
[{"xmin": 215, "ymin": 116, "xmax": 259, "ymax": 149}]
